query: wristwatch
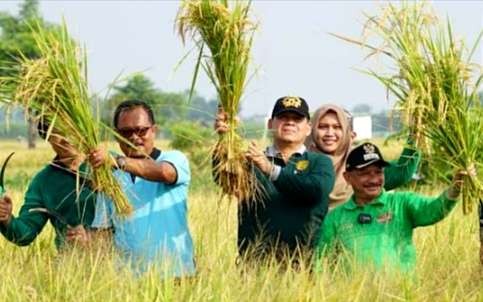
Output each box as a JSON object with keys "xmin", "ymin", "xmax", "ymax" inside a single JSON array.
[{"xmin": 115, "ymin": 155, "xmax": 127, "ymax": 170}]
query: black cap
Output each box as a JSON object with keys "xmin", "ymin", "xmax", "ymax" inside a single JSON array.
[
  {"xmin": 346, "ymin": 142, "xmax": 390, "ymax": 171},
  {"xmin": 271, "ymin": 96, "xmax": 310, "ymax": 119}
]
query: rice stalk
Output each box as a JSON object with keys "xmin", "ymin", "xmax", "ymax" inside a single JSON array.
[
  {"xmin": 176, "ymin": 0, "xmax": 260, "ymax": 202},
  {"xmin": 0, "ymin": 21, "xmax": 132, "ymax": 215},
  {"xmin": 335, "ymin": 2, "xmax": 482, "ymax": 213}
]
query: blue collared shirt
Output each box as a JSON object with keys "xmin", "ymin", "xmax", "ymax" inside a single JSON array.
[{"xmin": 92, "ymin": 150, "xmax": 195, "ymax": 277}]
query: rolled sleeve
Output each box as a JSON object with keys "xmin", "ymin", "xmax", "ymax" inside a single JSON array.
[{"xmin": 161, "ymin": 151, "xmax": 191, "ymax": 186}]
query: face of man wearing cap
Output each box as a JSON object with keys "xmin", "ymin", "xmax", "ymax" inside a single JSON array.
[
  {"xmin": 344, "ymin": 164, "xmax": 384, "ymax": 204},
  {"xmin": 268, "ymin": 112, "xmax": 311, "ymax": 145}
]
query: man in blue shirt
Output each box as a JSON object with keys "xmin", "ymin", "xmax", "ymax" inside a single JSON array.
[{"xmin": 89, "ymin": 99, "xmax": 195, "ymax": 277}]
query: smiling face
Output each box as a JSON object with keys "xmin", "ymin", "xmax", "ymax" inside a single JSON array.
[
  {"xmin": 268, "ymin": 112, "xmax": 311, "ymax": 145},
  {"xmin": 344, "ymin": 164, "xmax": 384, "ymax": 204},
  {"xmin": 314, "ymin": 111, "xmax": 344, "ymax": 155},
  {"xmin": 116, "ymin": 106, "xmax": 156, "ymax": 158}
]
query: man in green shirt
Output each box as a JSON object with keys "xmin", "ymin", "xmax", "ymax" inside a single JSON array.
[
  {"xmin": 215, "ymin": 97, "xmax": 335, "ymax": 260},
  {"xmin": 316, "ymin": 142, "xmax": 465, "ymax": 272},
  {"xmin": 0, "ymin": 122, "xmax": 96, "ymax": 249}
]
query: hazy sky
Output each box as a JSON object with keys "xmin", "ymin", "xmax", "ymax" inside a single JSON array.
[{"xmin": 1, "ymin": 1, "xmax": 482, "ymax": 117}]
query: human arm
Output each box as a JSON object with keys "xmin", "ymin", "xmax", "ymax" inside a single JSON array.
[
  {"xmin": 89, "ymin": 148, "xmax": 177, "ymax": 184},
  {"xmin": 272, "ymin": 154, "xmax": 335, "ymax": 204},
  {"xmin": 384, "ymin": 146, "xmax": 421, "ymax": 190},
  {"xmin": 66, "ymin": 225, "xmax": 91, "ymax": 247},
  {"xmin": 115, "ymin": 157, "xmax": 178, "ymax": 184},
  {"xmin": 211, "ymin": 107, "xmax": 249, "ymax": 195},
  {"xmin": 405, "ymin": 169, "xmax": 469, "ymax": 227},
  {"xmin": 0, "ymin": 188, "xmax": 49, "ymax": 246}
]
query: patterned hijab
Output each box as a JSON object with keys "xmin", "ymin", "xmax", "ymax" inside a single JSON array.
[{"xmin": 305, "ymin": 104, "xmax": 354, "ymax": 208}]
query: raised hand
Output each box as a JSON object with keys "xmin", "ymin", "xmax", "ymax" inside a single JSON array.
[
  {"xmin": 447, "ymin": 164, "xmax": 477, "ymax": 200},
  {"xmin": 66, "ymin": 225, "xmax": 90, "ymax": 247},
  {"xmin": 88, "ymin": 146, "xmax": 116, "ymax": 169},
  {"xmin": 245, "ymin": 141, "xmax": 273, "ymax": 175},
  {"xmin": 0, "ymin": 195, "xmax": 13, "ymax": 225},
  {"xmin": 214, "ymin": 106, "xmax": 229, "ymax": 135}
]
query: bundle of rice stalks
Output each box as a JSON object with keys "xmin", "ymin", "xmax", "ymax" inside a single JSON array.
[
  {"xmin": 176, "ymin": 0, "xmax": 259, "ymax": 201},
  {"xmin": 0, "ymin": 21, "xmax": 132, "ymax": 215},
  {"xmin": 336, "ymin": 2, "xmax": 482, "ymax": 213}
]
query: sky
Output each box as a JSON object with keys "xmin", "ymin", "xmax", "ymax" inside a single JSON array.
[{"xmin": 1, "ymin": 0, "xmax": 482, "ymax": 118}]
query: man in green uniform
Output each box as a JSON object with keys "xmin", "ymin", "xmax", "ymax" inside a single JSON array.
[
  {"xmin": 316, "ymin": 142, "xmax": 465, "ymax": 272},
  {"xmin": 479, "ymin": 201, "xmax": 483, "ymax": 265},
  {"xmin": 215, "ymin": 97, "xmax": 335, "ymax": 260},
  {"xmin": 0, "ymin": 122, "xmax": 96, "ymax": 248}
]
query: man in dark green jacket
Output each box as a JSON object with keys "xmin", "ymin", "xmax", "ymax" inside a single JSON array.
[
  {"xmin": 215, "ymin": 97, "xmax": 335, "ymax": 259},
  {"xmin": 0, "ymin": 123, "xmax": 96, "ymax": 249},
  {"xmin": 316, "ymin": 142, "xmax": 467, "ymax": 272}
]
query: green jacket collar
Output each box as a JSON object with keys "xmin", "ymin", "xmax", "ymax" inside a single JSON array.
[{"xmin": 343, "ymin": 189, "xmax": 388, "ymax": 210}]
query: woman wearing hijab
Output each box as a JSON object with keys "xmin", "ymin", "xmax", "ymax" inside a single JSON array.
[{"xmin": 305, "ymin": 104, "xmax": 421, "ymax": 208}]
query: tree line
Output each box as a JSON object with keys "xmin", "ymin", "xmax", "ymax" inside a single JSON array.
[{"xmin": 1, "ymin": 1, "xmax": 481, "ymax": 146}]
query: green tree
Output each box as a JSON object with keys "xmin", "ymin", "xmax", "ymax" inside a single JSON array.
[
  {"xmin": 104, "ymin": 73, "xmax": 187, "ymax": 129},
  {"xmin": 0, "ymin": 0, "xmax": 48, "ymax": 148},
  {"xmin": 186, "ymin": 93, "xmax": 218, "ymax": 124},
  {"xmin": 352, "ymin": 103, "xmax": 372, "ymax": 115}
]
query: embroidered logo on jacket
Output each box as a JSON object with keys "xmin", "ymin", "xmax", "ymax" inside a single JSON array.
[
  {"xmin": 295, "ymin": 160, "xmax": 309, "ymax": 172},
  {"xmin": 377, "ymin": 212, "xmax": 393, "ymax": 223}
]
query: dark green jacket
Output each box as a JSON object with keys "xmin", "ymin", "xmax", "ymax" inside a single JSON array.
[
  {"xmin": 237, "ymin": 150, "xmax": 335, "ymax": 257},
  {"xmin": 0, "ymin": 161, "xmax": 96, "ymax": 248}
]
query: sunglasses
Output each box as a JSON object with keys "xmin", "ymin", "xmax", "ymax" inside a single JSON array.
[{"xmin": 116, "ymin": 126, "xmax": 152, "ymax": 138}]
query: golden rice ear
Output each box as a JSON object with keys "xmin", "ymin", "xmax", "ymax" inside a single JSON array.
[
  {"xmin": 176, "ymin": 1, "xmax": 262, "ymax": 203},
  {"xmin": 1, "ymin": 20, "xmax": 132, "ymax": 215},
  {"xmin": 340, "ymin": 2, "xmax": 482, "ymax": 214}
]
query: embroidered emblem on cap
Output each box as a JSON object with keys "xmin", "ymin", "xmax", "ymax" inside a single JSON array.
[
  {"xmin": 295, "ymin": 160, "xmax": 309, "ymax": 172},
  {"xmin": 363, "ymin": 143, "xmax": 375, "ymax": 154},
  {"xmin": 282, "ymin": 97, "xmax": 301, "ymax": 108},
  {"xmin": 362, "ymin": 143, "xmax": 380, "ymax": 161}
]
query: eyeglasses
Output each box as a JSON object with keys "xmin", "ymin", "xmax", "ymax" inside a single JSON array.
[{"xmin": 116, "ymin": 126, "xmax": 152, "ymax": 138}]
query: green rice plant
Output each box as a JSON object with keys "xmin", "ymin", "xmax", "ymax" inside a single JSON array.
[
  {"xmin": 334, "ymin": 2, "xmax": 482, "ymax": 214},
  {"xmin": 0, "ymin": 21, "xmax": 132, "ymax": 215},
  {"xmin": 176, "ymin": 0, "xmax": 259, "ymax": 201}
]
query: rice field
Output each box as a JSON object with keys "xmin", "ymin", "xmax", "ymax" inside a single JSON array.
[{"xmin": 0, "ymin": 139, "xmax": 481, "ymax": 301}]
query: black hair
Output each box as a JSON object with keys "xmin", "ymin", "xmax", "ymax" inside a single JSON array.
[{"xmin": 113, "ymin": 99, "xmax": 155, "ymax": 128}]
